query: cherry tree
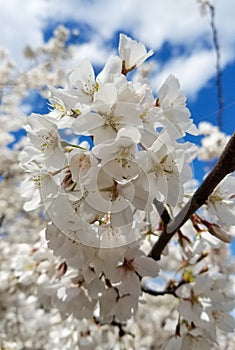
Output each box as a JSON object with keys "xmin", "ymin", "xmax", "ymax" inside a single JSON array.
[{"xmin": 1, "ymin": 14, "xmax": 235, "ymax": 350}]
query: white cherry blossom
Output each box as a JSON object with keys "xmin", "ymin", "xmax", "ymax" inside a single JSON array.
[
  {"xmin": 73, "ymin": 83, "xmax": 143, "ymax": 144},
  {"xmin": 25, "ymin": 113, "xmax": 66, "ymax": 169},
  {"xmin": 66, "ymin": 58, "xmax": 98, "ymax": 104},
  {"xmin": 92, "ymin": 126, "xmax": 141, "ymax": 181},
  {"xmin": 207, "ymin": 175, "xmax": 235, "ymax": 226},
  {"xmin": 157, "ymin": 75, "xmax": 198, "ymax": 138},
  {"xmin": 138, "ymin": 133, "xmax": 193, "ymax": 206},
  {"xmin": 118, "ymin": 34, "xmax": 153, "ymax": 74},
  {"xmin": 111, "ymin": 245, "xmax": 159, "ymax": 297}
]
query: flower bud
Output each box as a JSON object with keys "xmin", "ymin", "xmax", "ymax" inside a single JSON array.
[{"xmin": 208, "ymin": 224, "xmax": 233, "ymax": 243}]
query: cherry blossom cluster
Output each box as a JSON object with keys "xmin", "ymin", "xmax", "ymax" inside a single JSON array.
[
  {"xmin": 198, "ymin": 121, "xmax": 230, "ymax": 160},
  {"xmin": 20, "ymin": 33, "xmax": 197, "ymax": 318},
  {"xmin": 19, "ymin": 33, "xmax": 235, "ymax": 349},
  {"xmin": 20, "ymin": 34, "xmax": 198, "ymax": 244}
]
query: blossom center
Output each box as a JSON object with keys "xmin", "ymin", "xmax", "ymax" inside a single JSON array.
[
  {"xmin": 40, "ymin": 132, "xmax": 58, "ymax": 151},
  {"xmin": 77, "ymin": 154, "xmax": 91, "ymax": 169}
]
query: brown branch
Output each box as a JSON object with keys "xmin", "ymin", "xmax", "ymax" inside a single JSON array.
[
  {"xmin": 141, "ymin": 279, "xmax": 186, "ymax": 297},
  {"xmin": 141, "ymin": 285, "xmax": 177, "ymax": 297},
  {"xmin": 0, "ymin": 214, "xmax": 5, "ymax": 228},
  {"xmin": 149, "ymin": 133, "xmax": 235, "ymax": 261}
]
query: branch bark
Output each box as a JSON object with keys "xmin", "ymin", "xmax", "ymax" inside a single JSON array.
[{"xmin": 149, "ymin": 133, "xmax": 235, "ymax": 261}]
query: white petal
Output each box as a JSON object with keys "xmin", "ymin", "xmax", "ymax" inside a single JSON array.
[
  {"xmin": 134, "ymin": 256, "xmax": 159, "ymax": 277},
  {"xmin": 111, "ymin": 205, "xmax": 133, "ymax": 227},
  {"xmin": 118, "ymin": 271, "xmax": 141, "ymax": 297},
  {"xmin": 73, "ymin": 112, "xmax": 104, "ymax": 135},
  {"xmin": 117, "ymin": 126, "xmax": 141, "ymax": 143}
]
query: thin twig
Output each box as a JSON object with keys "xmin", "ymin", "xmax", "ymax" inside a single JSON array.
[
  {"xmin": 142, "ymin": 279, "xmax": 186, "ymax": 297},
  {"xmin": 208, "ymin": 3, "xmax": 223, "ymax": 130},
  {"xmin": 0, "ymin": 214, "xmax": 5, "ymax": 228},
  {"xmin": 149, "ymin": 133, "xmax": 235, "ymax": 261},
  {"xmin": 141, "ymin": 285, "xmax": 177, "ymax": 297}
]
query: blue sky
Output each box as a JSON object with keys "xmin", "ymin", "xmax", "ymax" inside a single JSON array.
[{"xmin": 1, "ymin": 0, "xmax": 235, "ymax": 183}]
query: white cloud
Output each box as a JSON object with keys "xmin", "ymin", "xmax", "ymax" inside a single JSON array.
[
  {"xmin": 0, "ymin": 0, "xmax": 234, "ymax": 97},
  {"xmin": 0, "ymin": 0, "xmax": 47, "ymax": 66},
  {"xmin": 71, "ymin": 40, "xmax": 114, "ymax": 67},
  {"xmin": 151, "ymin": 49, "xmax": 217, "ymax": 99}
]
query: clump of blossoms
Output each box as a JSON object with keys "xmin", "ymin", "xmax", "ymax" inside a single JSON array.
[
  {"xmin": 20, "ymin": 34, "xmax": 235, "ymax": 347},
  {"xmin": 198, "ymin": 122, "xmax": 230, "ymax": 161}
]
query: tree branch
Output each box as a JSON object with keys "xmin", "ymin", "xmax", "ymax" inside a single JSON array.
[
  {"xmin": 0, "ymin": 214, "xmax": 5, "ymax": 228},
  {"xmin": 141, "ymin": 279, "xmax": 186, "ymax": 297},
  {"xmin": 149, "ymin": 133, "xmax": 235, "ymax": 261},
  {"xmin": 141, "ymin": 284, "xmax": 177, "ymax": 297}
]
